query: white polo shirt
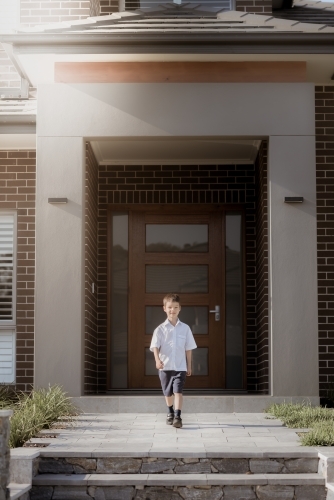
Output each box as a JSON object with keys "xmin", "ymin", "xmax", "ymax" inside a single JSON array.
[{"xmin": 150, "ymin": 318, "xmax": 197, "ymax": 371}]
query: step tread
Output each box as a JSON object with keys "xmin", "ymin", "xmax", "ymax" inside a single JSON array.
[
  {"xmin": 8, "ymin": 482, "xmax": 31, "ymax": 500},
  {"xmin": 38, "ymin": 448, "xmax": 319, "ymax": 458},
  {"xmin": 32, "ymin": 472, "xmax": 325, "ymax": 487}
]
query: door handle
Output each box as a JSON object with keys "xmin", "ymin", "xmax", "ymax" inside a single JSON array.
[{"xmin": 209, "ymin": 305, "xmax": 220, "ymax": 321}]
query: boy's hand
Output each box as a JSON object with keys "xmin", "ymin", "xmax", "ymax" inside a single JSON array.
[
  {"xmin": 187, "ymin": 369, "xmax": 192, "ymax": 376},
  {"xmin": 156, "ymin": 360, "xmax": 164, "ymax": 370}
]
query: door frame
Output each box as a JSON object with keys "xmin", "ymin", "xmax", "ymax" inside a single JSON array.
[{"xmin": 107, "ymin": 204, "xmax": 247, "ymax": 392}]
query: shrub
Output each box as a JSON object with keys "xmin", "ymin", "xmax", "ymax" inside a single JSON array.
[
  {"xmin": 0, "ymin": 385, "xmax": 18, "ymax": 409},
  {"xmin": 0, "ymin": 385, "xmax": 77, "ymax": 448}
]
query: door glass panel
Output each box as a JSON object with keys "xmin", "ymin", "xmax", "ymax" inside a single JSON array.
[
  {"xmin": 146, "ymin": 266, "xmax": 208, "ymax": 293},
  {"xmin": 111, "ymin": 213, "xmax": 128, "ymax": 389},
  {"xmin": 225, "ymin": 213, "xmax": 243, "ymax": 389},
  {"xmin": 146, "ymin": 225, "xmax": 208, "ymax": 252},
  {"xmin": 192, "ymin": 348, "xmax": 208, "ymax": 376},
  {"xmin": 145, "ymin": 348, "xmax": 157, "ymax": 376},
  {"xmin": 146, "ymin": 306, "xmax": 208, "ymax": 335}
]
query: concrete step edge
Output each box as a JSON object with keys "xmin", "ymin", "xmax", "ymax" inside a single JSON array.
[
  {"xmin": 8, "ymin": 482, "xmax": 31, "ymax": 500},
  {"xmin": 327, "ymin": 482, "xmax": 334, "ymax": 492},
  {"xmin": 32, "ymin": 473, "xmax": 325, "ymax": 487},
  {"xmin": 38, "ymin": 449, "xmax": 320, "ymax": 458}
]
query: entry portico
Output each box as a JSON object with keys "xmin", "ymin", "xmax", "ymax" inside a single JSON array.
[{"xmin": 34, "ymin": 80, "xmax": 318, "ymax": 401}]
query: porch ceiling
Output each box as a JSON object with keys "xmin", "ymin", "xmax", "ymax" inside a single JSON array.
[{"xmin": 90, "ymin": 138, "xmax": 261, "ymax": 164}]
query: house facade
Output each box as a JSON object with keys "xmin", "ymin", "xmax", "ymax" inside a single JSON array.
[{"xmin": 0, "ymin": 0, "xmax": 333, "ymax": 410}]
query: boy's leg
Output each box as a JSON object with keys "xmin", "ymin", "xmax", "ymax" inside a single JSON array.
[
  {"xmin": 172, "ymin": 372, "xmax": 186, "ymax": 428},
  {"xmin": 165, "ymin": 395, "xmax": 174, "ymax": 408},
  {"xmin": 174, "ymin": 393, "xmax": 183, "ymax": 411},
  {"xmin": 159, "ymin": 371, "xmax": 175, "ymax": 424},
  {"xmin": 165, "ymin": 395, "xmax": 174, "ymax": 425}
]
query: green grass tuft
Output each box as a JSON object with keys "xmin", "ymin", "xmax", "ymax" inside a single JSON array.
[
  {"xmin": 265, "ymin": 401, "xmax": 334, "ymax": 446},
  {"xmin": 0, "ymin": 385, "xmax": 78, "ymax": 448},
  {"xmin": 300, "ymin": 421, "xmax": 334, "ymax": 446},
  {"xmin": 265, "ymin": 401, "xmax": 334, "ymax": 428}
]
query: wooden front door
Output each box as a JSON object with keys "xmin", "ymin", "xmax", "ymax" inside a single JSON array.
[{"xmin": 128, "ymin": 207, "xmax": 226, "ymax": 389}]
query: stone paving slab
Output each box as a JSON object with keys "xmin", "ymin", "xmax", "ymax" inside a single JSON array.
[{"xmin": 29, "ymin": 413, "xmax": 334, "ymax": 459}]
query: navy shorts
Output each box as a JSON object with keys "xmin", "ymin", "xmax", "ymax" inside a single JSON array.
[{"xmin": 159, "ymin": 370, "xmax": 187, "ymax": 397}]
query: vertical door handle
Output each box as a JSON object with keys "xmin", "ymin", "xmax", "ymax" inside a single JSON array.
[{"xmin": 209, "ymin": 305, "xmax": 220, "ymax": 321}]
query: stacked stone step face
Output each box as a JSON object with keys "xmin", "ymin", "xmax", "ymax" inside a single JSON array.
[
  {"xmin": 36, "ymin": 455, "xmax": 320, "ymax": 475},
  {"xmin": 30, "ymin": 452, "xmax": 328, "ymax": 500}
]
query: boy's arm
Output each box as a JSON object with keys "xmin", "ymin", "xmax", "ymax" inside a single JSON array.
[
  {"xmin": 186, "ymin": 350, "xmax": 192, "ymax": 376},
  {"xmin": 153, "ymin": 347, "xmax": 164, "ymax": 370}
]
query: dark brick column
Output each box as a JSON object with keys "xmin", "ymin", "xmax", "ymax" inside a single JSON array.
[{"xmin": 315, "ymin": 85, "xmax": 334, "ymax": 398}]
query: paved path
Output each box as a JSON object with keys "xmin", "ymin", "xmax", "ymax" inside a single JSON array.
[{"xmin": 32, "ymin": 413, "xmax": 314, "ymax": 456}]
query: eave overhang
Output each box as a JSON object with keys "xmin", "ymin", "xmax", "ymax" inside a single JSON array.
[{"xmin": 3, "ymin": 32, "xmax": 334, "ymax": 54}]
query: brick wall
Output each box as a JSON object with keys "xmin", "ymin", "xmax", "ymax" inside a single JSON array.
[
  {"xmin": 100, "ymin": 0, "xmax": 118, "ymax": 15},
  {"xmin": 255, "ymin": 141, "xmax": 269, "ymax": 393},
  {"xmin": 315, "ymin": 85, "xmax": 334, "ymax": 398},
  {"xmin": 85, "ymin": 143, "xmax": 99, "ymax": 394},
  {"xmin": 93, "ymin": 159, "xmax": 268, "ymax": 392},
  {"xmin": 20, "ymin": 0, "xmax": 90, "ymax": 25},
  {"xmin": 0, "ymin": 151, "xmax": 36, "ymax": 392},
  {"xmin": 235, "ymin": 0, "xmax": 272, "ymax": 15},
  {"xmin": 1, "ymin": 1, "xmax": 96, "ymax": 92},
  {"xmin": 0, "ymin": 51, "xmax": 21, "ymax": 90}
]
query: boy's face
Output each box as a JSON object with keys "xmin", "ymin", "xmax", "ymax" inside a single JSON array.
[{"xmin": 163, "ymin": 300, "xmax": 181, "ymax": 322}]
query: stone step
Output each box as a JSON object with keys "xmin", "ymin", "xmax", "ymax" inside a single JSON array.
[
  {"xmin": 38, "ymin": 447, "xmax": 319, "ymax": 458},
  {"xmin": 8, "ymin": 482, "xmax": 31, "ymax": 500},
  {"xmin": 36, "ymin": 455, "xmax": 320, "ymax": 475},
  {"xmin": 32, "ymin": 472, "xmax": 325, "ymax": 486},
  {"xmin": 31, "ymin": 474, "xmax": 327, "ymax": 500},
  {"xmin": 71, "ymin": 395, "xmax": 320, "ymax": 414},
  {"xmin": 327, "ymin": 483, "xmax": 334, "ymax": 499}
]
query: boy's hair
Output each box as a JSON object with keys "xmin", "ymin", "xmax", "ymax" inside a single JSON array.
[{"xmin": 163, "ymin": 293, "xmax": 180, "ymax": 306}]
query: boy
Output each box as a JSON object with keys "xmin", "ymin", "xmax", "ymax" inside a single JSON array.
[{"xmin": 150, "ymin": 293, "xmax": 197, "ymax": 428}]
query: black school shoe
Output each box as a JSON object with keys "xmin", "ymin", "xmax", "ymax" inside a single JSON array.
[
  {"xmin": 166, "ymin": 413, "xmax": 174, "ymax": 425},
  {"xmin": 173, "ymin": 416, "xmax": 183, "ymax": 428}
]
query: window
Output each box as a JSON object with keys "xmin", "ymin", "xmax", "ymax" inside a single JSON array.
[
  {"xmin": 0, "ymin": 213, "xmax": 16, "ymax": 324},
  {"xmin": 0, "ymin": 212, "xmax": 17, "ymax": 383}
]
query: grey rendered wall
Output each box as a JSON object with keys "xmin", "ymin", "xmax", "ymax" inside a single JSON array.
[
  {"xmin": 35, "ymin": 83, "xmax": 317, "ymax": 397},
  {"xmin": 269, "ymin": 136, "xmax": 318, "ymax": 397}
]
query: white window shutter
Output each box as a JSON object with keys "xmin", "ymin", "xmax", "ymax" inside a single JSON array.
[
  {"xmin": 0, "ymin": 330, "xmax": 16, "ymax": 383},
  {"xmin": 0, "ymin": 214, "xmax": 15, "ymax": 324}
]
